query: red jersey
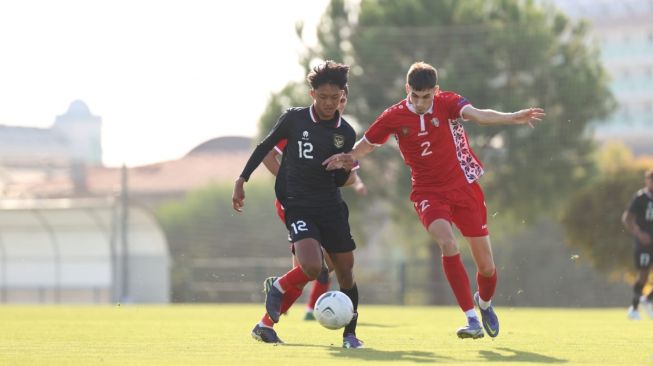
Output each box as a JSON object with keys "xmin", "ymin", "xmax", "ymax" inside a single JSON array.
[{"xmin": 364, "ymin": 91, "xmax": 483, "ymax": 197}]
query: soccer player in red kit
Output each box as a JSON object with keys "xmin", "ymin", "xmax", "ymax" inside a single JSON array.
[
  {"xmin": 324, "ymin": 61, "xmax": 545, "ymax": 339},
  {"xmin": 261, "ymin": 86, "xmax": 367, "ymax": 321}
]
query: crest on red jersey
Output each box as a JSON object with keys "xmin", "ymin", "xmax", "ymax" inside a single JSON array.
[
  {"xmin": 401, "ymin": 127, "xmax": 409, "ymax": 136},
  {"xmin": 333, "ymin": 134, "xmax": 345, "ymax": 148},
  {"xmin": 431, "ymin": 118, "xmax": 440, "ymax": 127}
]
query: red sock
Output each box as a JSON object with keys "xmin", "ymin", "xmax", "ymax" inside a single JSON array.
[
  {"xmin": 442, "ymin": 254, "xmax": 474, "ymax": 312},
  {"xmin": 260, "ymin": 286, "xmax": 303, "ymax": 327},
  {"xmin": 278, "ymin": 266, "xmax": 311, "ymax": 292},
  {"xmin": 307, "ymin": 279, "xmax": 330, "ymax": 310},
  {"xmin": 477, "ymin": 269, "xmax": 497, "ymax": 302}
]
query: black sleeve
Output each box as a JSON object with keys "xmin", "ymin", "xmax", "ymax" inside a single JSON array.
[
  {"xmin": 334, "ymin": 169, "xmax": 352, "ymax": 187},
  {"xmin": 333, "ymin": 127, "xmax": 357, "ymax": 187},
  {"xmin": 239, "ymin": 111, "xmax": 291, "ymax": 181},
  {"xmin": 627, "ymin": 194, "xmax": 639, "ymax": 214}
]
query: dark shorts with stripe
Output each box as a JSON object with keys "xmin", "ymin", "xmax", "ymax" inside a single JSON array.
[{"xmin": 284, "ymin": 202, "xmax": 356, "ymax": 254}]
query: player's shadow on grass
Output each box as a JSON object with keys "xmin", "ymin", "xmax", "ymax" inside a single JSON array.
[
  {"xmin": 285, "ymin": 344, "xmax": 449, "ymax": 363},
  {"xmin": 329, "ymin": 347, "xmax": 451, "ymax": 363},
  {"xmin": 479, "ymin": 347, "xmax": 567, "ymax": 363}
]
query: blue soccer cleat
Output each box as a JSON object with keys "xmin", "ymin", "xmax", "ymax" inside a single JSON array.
[
  {"xmin": 303, "ymin": 311, "xmax": 316, "ymax": 321},
  {"xmin": 251, "ymin": 324, "xmax": 283, "ymax": 344},
  {"xmin": 264, "ymin": 280, "xmax": 283, "ymax": 323},
  {"xmin": 342, "ymin": 333, "xmax": 364, "ymax": 349},
  {"xmin": 456, "ymin": 317, "xmax": 484, "ymax": 339},
  {"xmin": 474, "ymin": 292, "xmax": 499, "ymax": 337}
]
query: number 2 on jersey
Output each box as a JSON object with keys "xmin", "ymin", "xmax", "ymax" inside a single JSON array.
[
  {"xmin": 298, "ymin": 141, "xmax": 314, "ymax": 159},
  {"xmin": 420, "ymin": 141, "xmax": 432, "ymax": 156}
]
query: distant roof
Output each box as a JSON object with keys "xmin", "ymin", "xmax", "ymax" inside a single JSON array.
[{"xmin": 186, "ymin": 136, "xmax": 252, "ymax": 156}]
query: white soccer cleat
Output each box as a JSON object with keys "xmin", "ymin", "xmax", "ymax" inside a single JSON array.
[
  {"xmin": 628, "ymin": 306, "xmax": 641, "ymax": 320},
  {"xmin": 640, "ymin": 296, "xmax": 653, "ymax": 318}
]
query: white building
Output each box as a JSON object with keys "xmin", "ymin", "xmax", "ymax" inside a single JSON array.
[{"xmin": 552, "ymin": 0, "xmax": 653, "ymax": 153}]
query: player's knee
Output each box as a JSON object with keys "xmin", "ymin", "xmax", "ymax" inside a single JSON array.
[
  {"xmin": 478, "ymin": 265, "xmax": 495, "ymax": 278},
  {"xmin": 437, "ymin": 238, "xmax": 458, "ymax": 254},
  {"xmin": 301, "ymin": 264, "xmax": 323, "ymax": 280}
]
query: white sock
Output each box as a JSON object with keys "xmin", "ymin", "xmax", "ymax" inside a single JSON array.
[
  {"xmin": 258, "ymin": 321, "xmax": 273, "ymax": 328},
  {"xmin": 464, "ymin": 309, "xmax": 478, "ymax": 319},
  {"xmin": 478, "ymin": 297, "xmax": 492, "ymax": 310}
]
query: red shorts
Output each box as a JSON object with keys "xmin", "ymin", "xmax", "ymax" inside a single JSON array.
[
  {"xmin": 412, "ymin": 182, "xmax": 488, "ymax": 237},
  {"xmin": 274, "ymin": 199, "xmax": 286, "ymax": 223}
]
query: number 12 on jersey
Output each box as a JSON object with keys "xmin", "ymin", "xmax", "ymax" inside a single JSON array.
[{"xmin": 298, "ymin": 141, "xmax": 314, "ymax": 159}]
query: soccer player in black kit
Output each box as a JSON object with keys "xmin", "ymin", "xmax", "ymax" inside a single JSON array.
[
  {"xmin": 232, "ymin": 61, "xmax": 363, "ymax": 348},
  {"xmin": 623, "ymin": 168, "xmax": 653, "ymax": 320}
]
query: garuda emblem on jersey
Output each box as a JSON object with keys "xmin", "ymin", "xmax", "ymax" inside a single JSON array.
[
  {"xmin": 401, "ymin": 127, "xmax": 409, "ymax": 136},
  {"xmin": 333, "ymin": 134, "xmax": 345, "ymax": 148},
  {"xmin": 431, "ymin": 118, "xmax": 440, "ymax": 127}
]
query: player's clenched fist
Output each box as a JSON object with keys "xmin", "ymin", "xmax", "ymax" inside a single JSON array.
[{"xmin": 232, "ymin": 177, "xmax": 246, "ymax": 212}]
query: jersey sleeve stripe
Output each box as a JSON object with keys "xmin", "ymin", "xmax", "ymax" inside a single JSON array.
[{"xmin": 459, "ymin": 104, "xmax": 473, "ymax": 121}]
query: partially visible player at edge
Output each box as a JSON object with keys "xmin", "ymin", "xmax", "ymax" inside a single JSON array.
[
  {"xmin": 324, "ymin": 61, "xmax": 545, "ymax": 339},
  {"xmin": 233, "ymin": 60, "xmax": 364, "ymax": 348},
  {"xmin": 261, "ymin": 85, "xmax": 367, "ymax": 321},
  {"xmin": 623, "ymin": 168, "xmax": 653, "ymax": 320}
]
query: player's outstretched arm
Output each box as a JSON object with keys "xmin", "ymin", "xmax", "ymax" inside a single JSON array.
[
  {"xmin": 462, "ymin": 106, "xmax": 545, "ymax": 128},
  {"xmin": 232, "ymin": 177, "xmax": 246, "ymax": 212},
  {"xmin": 323, "ymin": 138, "xmax": 376, "ymax": 171}
]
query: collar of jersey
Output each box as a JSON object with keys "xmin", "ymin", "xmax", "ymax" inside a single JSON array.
[
  {"xmin": 310, "ymin": 105, "xmax": 341, "ymax": 128},
  {"xmin": 405, "ymin": 97, "xmax": 434, "ymax": 115}
]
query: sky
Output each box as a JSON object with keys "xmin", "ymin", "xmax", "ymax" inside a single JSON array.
[{"xmin": 0, "ymin": 0, "xmax": 329, "ymax": 167}]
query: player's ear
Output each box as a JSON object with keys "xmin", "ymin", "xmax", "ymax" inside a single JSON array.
[
  {"xmin": 309, "ymin": 89, "xmax": 316, "ymax": 99},
  {"xmin": 405, "ymin": 83, "xmax": 410, "ymax": 95},
  {"xmin": 434, "ymin": 85, "xmax": 440, "ymax": 95}
]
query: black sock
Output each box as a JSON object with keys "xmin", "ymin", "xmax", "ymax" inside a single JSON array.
[
  {"xmin": 340, "ymin": 283, "xmax": 358, "ymax": 337},
  {"xmin": 633, "ymin": 282, "xmax": 644, "ymax": 309}
]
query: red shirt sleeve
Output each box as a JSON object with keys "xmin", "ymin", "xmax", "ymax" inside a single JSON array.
[
  {"xmin": 274, "ymin": 139, "xmax": 288, "ymax": 154},
  {"xmin": 364, "ymin": 109, "xmax": 395, "ymax": 146},
  {"xmin": 443, "ymin": 92, "xmax": 471, "ymax": 120}
]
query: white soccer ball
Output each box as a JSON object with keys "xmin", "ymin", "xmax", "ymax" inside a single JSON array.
[{"xmin": 313, "ymin": 291, "xmax": 354, "ymax": 330}]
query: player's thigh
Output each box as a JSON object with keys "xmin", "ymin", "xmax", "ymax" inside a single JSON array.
[
  {"xmin": 293, "ymin": 238, "xmax": 324, "ymax": 276},
  {"xmin": 465, "ymin": 235, "xmax": 495, "ymax": 276},
  {"xmin": 427, "ymin": 219, "xmax": 459, "ymax": 256},
  {"xmin": 451, "ymin": 182, "xmax": 489, "ymax": 237}
]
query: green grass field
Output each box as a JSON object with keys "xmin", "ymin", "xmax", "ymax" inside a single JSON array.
[{"xmin": 0, "ymin": 304, "xmax": 651, "ymax": 365}]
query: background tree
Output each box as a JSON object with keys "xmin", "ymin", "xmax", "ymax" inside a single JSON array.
[
  {"xmin": 253, "ymin": 0, "xmax": 617, "ymax": 304},
  {"xmin": 561, "ymin": 142, "xmax": 653, "ymax": 274}
]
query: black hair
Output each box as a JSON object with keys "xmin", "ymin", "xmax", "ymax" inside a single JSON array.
[{"xmin": 307, "ymin": 60, "xmax": 349, "ymax": 90}]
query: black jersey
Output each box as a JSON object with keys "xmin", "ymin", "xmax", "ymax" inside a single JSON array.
[
  {"xmin": 627, "ymin": 188, "xmax": 653, "ymax": 236},
  {"xmin": 240, "ymin": 106, "xmax": 356, "ymax": 208}
]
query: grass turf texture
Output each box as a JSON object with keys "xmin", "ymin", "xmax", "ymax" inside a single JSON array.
[{"xmin": 0, "ymin": 305, "xmax": 651, "ymax": 365}]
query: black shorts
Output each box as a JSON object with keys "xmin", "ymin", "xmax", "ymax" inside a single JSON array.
[
  {"xmin": 634, "ymin": 242, "xmax": 653, "ymax": 269},
  {"xmin": 284, "ymin": 202, "xmax": 356, "ymax": 253}
]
